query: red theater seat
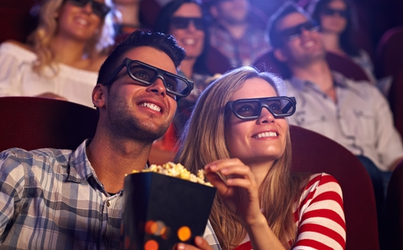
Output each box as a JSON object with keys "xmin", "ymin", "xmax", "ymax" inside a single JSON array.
[
  {"xmin": 0, "ymin": 96, "xmax": 98, "ymax": 151},
  {"xmin": 290, "ymin": 125, "xmax": 380, "ymax": 250}
]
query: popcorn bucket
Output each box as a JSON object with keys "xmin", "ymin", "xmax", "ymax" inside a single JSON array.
[{"xmin": 120, "ymin": 172, "xmax": 216, "ymax": 250}]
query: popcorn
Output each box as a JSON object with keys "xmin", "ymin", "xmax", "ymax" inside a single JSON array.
[{"xmin": 131, "ymin": 162, "xmax": 213, "ymax": 187}]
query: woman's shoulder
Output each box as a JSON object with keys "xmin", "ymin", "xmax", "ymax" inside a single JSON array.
[
  {"xmin": 299, "ymin": 172, "xmax": 342, "ymax": 199},
  {"xmin": 295, "ymin": 172, "xmax": 344, "ymax": 216},
  {"xmin": 0, "ymin": 40, "xmax": 36, "ymax": 59},
  {"xmin": 306, "ymin": 172, "xmax": 340, "ymax": 188},
  {"xmin": 1, "ymin": 40, "xmax": 33, "ymax": 52}
]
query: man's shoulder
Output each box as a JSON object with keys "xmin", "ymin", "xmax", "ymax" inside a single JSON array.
[
  {"xmin": 333, "ymin": 71, "xmax": 384, "ymax": 98},
  {"xmin": 0, "ymin": 147, "xmax": 73, "ymax": 171}
]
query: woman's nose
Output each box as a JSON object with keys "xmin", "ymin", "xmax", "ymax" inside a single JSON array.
[{"xmin": 257, "ymin": 107, "xmax": 275, "ymax": 124}]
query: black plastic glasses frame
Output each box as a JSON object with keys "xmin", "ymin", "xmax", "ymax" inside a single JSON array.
[
  {"xmin": 226, "ymin": 96, "xmax": 297, "ymax": 120},
  {"xmin": 322, "ymin": 8, "xmax": 349, "ymax": 18},
  {"xmin": 170, "ymin": 17, "xmax": 205, "ymax": 31},
  {"xmin": 104, "ymin": 58, "xmax": 194, "ymax": 100},
  {"xmin": 67, "ymin": 0, "xmax": 111, "ymax": 18},
  {"xmin": 277, "ymin": 21, "xmax": 320, "ymax": 42}
]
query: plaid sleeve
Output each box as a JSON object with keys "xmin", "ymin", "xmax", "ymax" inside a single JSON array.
[
  {"xmin": 203, "ymin": 220, "xmax": 222, "ymax": 250},
  {"xmin": 0, "ymin": 149, "xmax": 26, "ymax": 237}
]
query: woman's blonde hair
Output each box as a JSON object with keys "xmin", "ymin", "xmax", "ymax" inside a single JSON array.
[
  {"xmin": 175, "ymin": 66, "xmax": 307, "ymax": 249},
  {"xmin": 28, "ymin": 0, "xmax": 116, "ymax": 76}
]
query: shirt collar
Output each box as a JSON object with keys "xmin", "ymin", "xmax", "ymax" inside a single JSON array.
[{"xmin": 66, "ymin": 139, "xmax": 96, "ymax": 183}]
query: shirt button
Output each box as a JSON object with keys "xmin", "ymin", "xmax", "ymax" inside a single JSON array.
[{"xmin": 106, "ymin": 201, "xmax": 111, "ymax": 207}]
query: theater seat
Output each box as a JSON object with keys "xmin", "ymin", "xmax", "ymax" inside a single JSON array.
[
  {"xmin": 380, "ymin": 160, "xmax": 403, "ymax": 250},
  {"xmin": 290, "ymin": 125, "xmax": 380, "ymax": 250},
  {"xmin": 387, "ymin": 68, "xmax": 403, "ymax": 138},
  {"xmin": 0, "ymin": 0, "xmax": 38, "ymax": 43},
  {"xmin": 376, "ymin": 26, "xmax": 403, "ymax": 78},
  {"xmin": 326, "ymin": 51, "xmax": 370, "ymax": 81},
  {"xmin": 0, "ymin": 96, "xmax": 98, "ymax": 151}
]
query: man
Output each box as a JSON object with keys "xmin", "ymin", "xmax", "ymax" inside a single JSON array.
[
  {"xmin": 207, "ymin": 0, "xmax": 270, "ymax": 67},
  {"xmin": 0, "ymin": 31, "xmax": 219, "ymax": 250},
  {"xmin": 266, "ymin": 2, "xmax": 403, "ymax": 207}
]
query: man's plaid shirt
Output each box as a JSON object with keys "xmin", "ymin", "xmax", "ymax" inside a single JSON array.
[{"xmin": 0, "ymin": 140, "xmax": 221, "ymax": 249}]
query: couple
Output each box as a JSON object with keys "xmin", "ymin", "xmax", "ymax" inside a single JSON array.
[{"xmin": 0, "ymin": 30, "xmax": 345, "ymax": 249}]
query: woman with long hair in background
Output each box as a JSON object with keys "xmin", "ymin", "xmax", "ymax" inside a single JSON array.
[{"xmin": 0, "ymin": 0, "xmax": 115, "ymax": 107}]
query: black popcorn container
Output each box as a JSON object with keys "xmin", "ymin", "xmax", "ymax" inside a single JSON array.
[{"xmin": 120, "ymin": 172, "xmax": 216, "ymax": 250}]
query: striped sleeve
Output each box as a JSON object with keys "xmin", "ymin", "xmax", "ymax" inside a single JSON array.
[{"xmin": 292, "ymin": 173, "xmax": 346, "ymax": 250}]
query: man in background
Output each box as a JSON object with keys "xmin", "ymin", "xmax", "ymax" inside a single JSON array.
[
  {"xmin": 267, "ymin": 1, "xmax": 403, "ymax": 214},
  {"xmin": 206, "ymin": 0, "xmax": 270, "ymax": 67}
]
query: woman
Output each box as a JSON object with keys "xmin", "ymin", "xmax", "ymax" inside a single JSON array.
[
  {"xmin": 154, "ymin": 0, "xmax": 212, "ymax": 100},
  {"xmin": 0, "ymin": 0, "xmax": 115, "ymax": 107},
  {"xmin": 175, "ymin": 67, "xmax": 346, "ymax": 250},
  {"xmin": 150, "ymin": 0, "xmax": 215, "ymax": 164},
  {"xmin": 309, "ymin": 0, "xmax": 377, "ymax": 84}
]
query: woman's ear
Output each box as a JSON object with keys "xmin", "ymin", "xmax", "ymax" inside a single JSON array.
[
  {"xmin": 273, "ymin": 48, "xmax": 288, "ymax": 63},
  {"xmin": 92, "ymin": 84, "xmax": 107, "ymax": 109}
]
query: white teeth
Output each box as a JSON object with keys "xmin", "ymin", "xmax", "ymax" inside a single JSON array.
[
  {"xmin": 254, "ymin": 132, "xmax": 277, "ymax": 138},
  {"xmin": 76, "ymin": 18, "xmax": 89, "ymax": 26},
  {"xmin": 183, "ymin": 38, "xmax": 196, "ymax": 45},
  {"xmin": 303, "ymin": 41, "xmax": 314, "ymax": 48},
  {"xmin": 140, "ymin": 102, "xmax": 161, "ymax": 112}
]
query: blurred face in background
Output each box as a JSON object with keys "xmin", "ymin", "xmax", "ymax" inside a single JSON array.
[
  {"xmin": 274, "ymin": 12, "xmax": 325, "ymax": 67},
  {"xmin": 320, "ymin": 0, "xmax": 348, "ymax": 35},
  {"xmin": 57, "ymin": 0, "xmax": 105, "ymax": 41},
  {"xmin": 211, "ymin": 0, "xmax": 249, "ymax": 25},
  {"xmin": 169, "ymin": 3, "xmax": 205, "ymax": 61},
  {"xmin": 113, "ymin": 0, "xmax": 140, "ymax": 4}
]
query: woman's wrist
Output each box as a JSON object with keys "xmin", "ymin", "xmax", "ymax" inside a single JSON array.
[{"xmin": 244, "ymin": 212, "xmax": 267, "ymax": 232}]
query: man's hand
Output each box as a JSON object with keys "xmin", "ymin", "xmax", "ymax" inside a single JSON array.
[{"xmin": 176, "ymin": 236, "xmax": 213, "ymax": 250}]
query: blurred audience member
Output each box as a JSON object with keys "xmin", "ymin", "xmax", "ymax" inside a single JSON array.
[
  {"xmin": 308, "ymin": 0, "xmax": 392, "ymax": 95},
  {"xmin": 151, "ymin": 0, "xmax": 215, "ymax": 164},
  {"xmin": 267, "ymin": 1, "xmax": 403, "ymax": 213},
  {"xmin": 113, "ymin": 0, "xmax": 143, "ymax": 34},
  {"xmin": 0, "ymin": 0, "xmax": 115, "ymax": 108},
  {"xmin": 155, "ymin": 0, "xmax": 212, "ymax": 95},
  {"xmin": 206, "ymin": 0, "xmax": 270, "ymax": 67}
]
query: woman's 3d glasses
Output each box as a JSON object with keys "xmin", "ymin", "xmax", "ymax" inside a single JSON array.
[
  {"xmin": 104, "ymin": 58, "xmax": 194, "ymax": 100},
  {"xmin": 226, "ymin": 96, "xmax": 297, "ymax": 120},
  {"xmin": 67, "ymin": 0, "xmax": 111, "ymax": 18},
  {"xmin": 170, "ymin": 17, "xmax": 204, "ymax": 30},
  {"xmin": 277, "ymin": 21, "xmax": 319, "ymax": 42},
  {"xmin": 321, "ymin": 8, "xmax": 349, "ymax": 18}
]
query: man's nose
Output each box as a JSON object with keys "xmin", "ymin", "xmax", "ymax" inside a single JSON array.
[{"xmin": 146, "ymin": 77, "xmax": 167, "ymax": 97}]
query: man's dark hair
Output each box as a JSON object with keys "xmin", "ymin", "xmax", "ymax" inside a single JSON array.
[
  {"xmin": 267, "ymin": 1, "xmax": 311, "ymax": 48},
  {"xmin": 97, "ymin": 30, "xmax": 186, "ymax": 86}
]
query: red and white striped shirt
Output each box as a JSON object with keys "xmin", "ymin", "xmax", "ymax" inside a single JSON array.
[{"xmin": 235, "ymin": 173, "xmax": 346, "ymax": 250}]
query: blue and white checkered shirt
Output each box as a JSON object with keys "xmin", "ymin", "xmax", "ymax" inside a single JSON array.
[{"xmin": 0, "ymin": 140, "xmax": 221, "ymax": 249}]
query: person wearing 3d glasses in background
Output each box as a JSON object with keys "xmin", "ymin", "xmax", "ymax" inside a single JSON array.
[
  {"xmin": 175, "ymin": 66, "xmax": 346, "ymax": 250},
  {"xmin": 205, "ymin": 0, "xmax": 270, "ymax": 68},
  {"xmin": 0, "ymin": 0, "xmax": 115, "ymax": 108},
  {"xmin": 0, "ymin": 30, "xmax": 221, "ymax": 250},
  {"xmin": 267, "ymin": 1, "xmax": 403, "ymax": 217},
  {"xmin": 150, "ymin": 0, "xmax": 216, "ymax": 165}
]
